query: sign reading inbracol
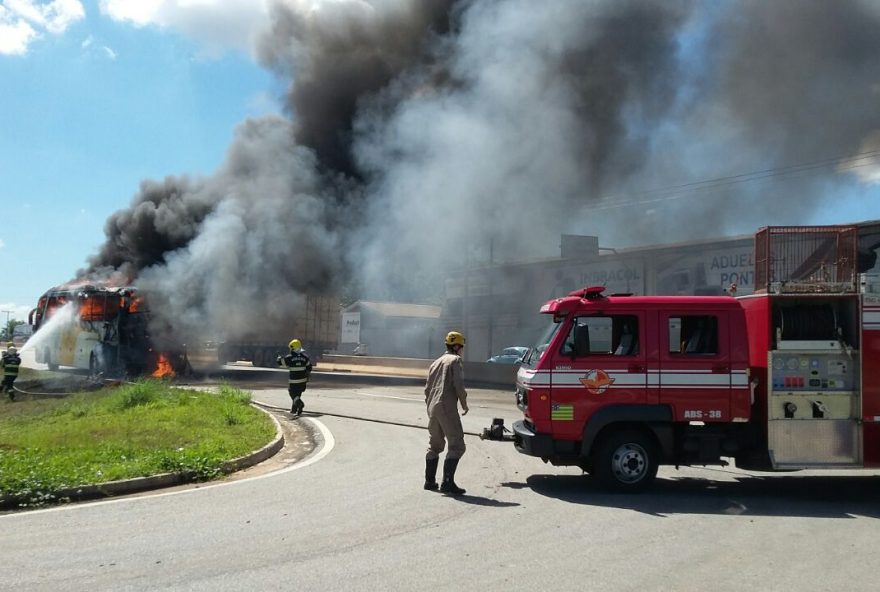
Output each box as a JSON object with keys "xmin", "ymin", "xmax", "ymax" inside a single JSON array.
[{"xmin": 341, "ymin": 312, "xmax": 361, "ymax": 343}]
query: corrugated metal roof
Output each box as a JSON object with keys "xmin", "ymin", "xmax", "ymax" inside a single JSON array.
[{"xmin": 345, "ymin": 300, "xmax": 442, "ymax": 319}]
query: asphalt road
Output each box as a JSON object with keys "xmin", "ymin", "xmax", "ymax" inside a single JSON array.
[{"xmin": 3, "ymin": 372, "xmax": 880, "ymax": 591}]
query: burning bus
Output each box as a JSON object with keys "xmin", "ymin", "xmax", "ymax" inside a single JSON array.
[{"xmin": 28, "ymin": 283, "xmax": 186, "ymax": 377}]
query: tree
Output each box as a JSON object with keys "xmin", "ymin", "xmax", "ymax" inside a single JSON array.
[{"xmin": 3, "ymin": 319, "xmax": 24, "ymax": 343}]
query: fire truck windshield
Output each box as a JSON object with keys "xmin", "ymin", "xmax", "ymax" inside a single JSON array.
[{"xmin": 522, "ymin": 320, "xmax": 562, "ymax": 368}]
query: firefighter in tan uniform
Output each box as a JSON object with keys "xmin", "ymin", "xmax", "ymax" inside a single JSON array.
[{"xmin": 423, "ymin": 331, "xmax": 469, "ymax": 495}]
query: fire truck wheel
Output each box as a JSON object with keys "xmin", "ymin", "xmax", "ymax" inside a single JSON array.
[{"xmin": 593, "ymin": 429, "xmax": 658, "ymax": 493}]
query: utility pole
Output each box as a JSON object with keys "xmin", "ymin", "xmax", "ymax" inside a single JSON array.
[{"xmin": 487, "ymin": 237, "xmax": 494, "ymax": 361}]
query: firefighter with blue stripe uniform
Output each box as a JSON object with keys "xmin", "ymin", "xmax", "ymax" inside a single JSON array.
[
  {"xmin": 2, "ymin": 342, "xmax": 21, "ymax": 401},
  {"xmin": 277, "ymin": 339, "xmax": 312, "ymax": 416}
]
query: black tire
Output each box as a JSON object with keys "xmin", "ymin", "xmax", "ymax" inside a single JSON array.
[{"xmin": 593, "ymin": 429, "xmax": 658, "ymax": 493}]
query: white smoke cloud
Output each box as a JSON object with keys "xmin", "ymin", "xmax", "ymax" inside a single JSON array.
[
  {"xmin": 100, "ymin": 0, "xmax": 269, "ymax": 56},
  {"xmin": 352, "ymin": 0, "xmax": 691, "ymax": 291},
  {"xmin": 0, "ymin": 0, "xmax": 84, "ymax": 55}
]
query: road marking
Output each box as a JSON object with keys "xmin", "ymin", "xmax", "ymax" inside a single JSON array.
[
  {"xmin": 354, "ymin": 390, "xmax": 421, "ymax": 402},
  {"xmin": 0, "ymin": 418, "xmax": 336, "ymax": 519}
]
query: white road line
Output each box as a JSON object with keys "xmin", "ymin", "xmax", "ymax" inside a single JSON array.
[
  {"xmin": 353, "ymin": 390, "xmax": 421, "ymax": 402},
  {"xmin": 0, "ymin": 418, "xmax": 336, "ymax": 520}
]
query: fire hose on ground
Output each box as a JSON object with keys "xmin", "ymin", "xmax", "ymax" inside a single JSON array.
[{"xmin": 6, "ymin": 375, "xmax": 515, "ymax": 441}]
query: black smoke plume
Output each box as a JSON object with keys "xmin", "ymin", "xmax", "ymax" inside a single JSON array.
[{"xmin": 80, "ymin": 0, "xmax": 880, "ymax": 345}]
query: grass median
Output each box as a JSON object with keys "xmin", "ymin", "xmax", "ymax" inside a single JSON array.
[{"xmin": 0, "ymin": 379, "xmax": 276, "ymax": 508}]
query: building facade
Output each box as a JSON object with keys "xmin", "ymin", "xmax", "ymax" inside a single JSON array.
[{"xmin": 443, "ymin": 221, "xmax": 880, "ymax": 362}]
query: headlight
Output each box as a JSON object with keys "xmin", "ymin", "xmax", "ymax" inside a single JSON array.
[{"xmin": 515, "ymin": 386, "xmax": 527, "ymax": 409}]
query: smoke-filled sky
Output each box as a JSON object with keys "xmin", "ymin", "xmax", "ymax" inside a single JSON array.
[{"xmin": 2, "ymin": 0, "xmax": 879, "ymax": 337}]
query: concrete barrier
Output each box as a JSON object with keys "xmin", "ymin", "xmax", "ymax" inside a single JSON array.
[
  {"xmin": 322, "ymin": 355, "xmax": 431, "ymax": 370},
  {"xmin": 318, "ymin": 355, "xmax": 519, "ymax": 388},
  {"xmin": 462, "ymin": 361, "xmax": 518, "ymax": 389},
  {"xmin": 318, "ymin": 355, "xmax": 430, "ymax": 378}
]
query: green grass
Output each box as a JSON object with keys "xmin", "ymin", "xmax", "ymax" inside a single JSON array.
[{"xmin": 0, "ymin": 380, "xmax": 276, "ymax": 508}]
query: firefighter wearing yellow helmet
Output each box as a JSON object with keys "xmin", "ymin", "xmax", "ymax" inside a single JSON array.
[
  {"xmin": 2, "ymin": 342, "xmax": 21, "ymax": 401},
  {"xmin": 422, "ymin": 331, "xmax": 469, "ymax": 495},
  {"xmin": 277, "ymin": 338, "xmax": 312, "ymax": 417}
]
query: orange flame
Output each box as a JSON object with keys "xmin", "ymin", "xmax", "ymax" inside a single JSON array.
[
  {"xmin": 152, "ymin": 353, "xmax": 175, "ymax": 378},
  {"xmin": 129, "ymin": 296, "xmax": 145, "ymax": 312}
]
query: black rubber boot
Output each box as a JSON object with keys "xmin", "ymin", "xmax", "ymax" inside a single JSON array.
[
  {"xmin": 440, "ymin": 458, "xmax": 466, "ymax": 495},
  {"xmin": 424, "ymin": 458, "xmax": 439, "ymax": 491},
  {"xmin": 293, "ymin": 397, "xmax": 304, "ymax": 417}
]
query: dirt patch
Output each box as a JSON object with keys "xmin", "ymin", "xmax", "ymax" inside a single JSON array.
[
  {"xmin": 12, "ymin": 376, "xmax": 116, "ymax": 398},
  {"xmin": 217, "ymin": 408, "xmax": 318, "ymax": 481}
]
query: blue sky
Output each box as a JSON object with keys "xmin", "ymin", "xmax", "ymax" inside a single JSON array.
[{"xmin": 1, "ymin": 0, "xmax": 276, "ymax": 322}]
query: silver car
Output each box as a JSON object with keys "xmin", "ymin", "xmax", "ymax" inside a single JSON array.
[{"xmin": 487, "ymin": 346, "xmax": 529, "ymax": 364}]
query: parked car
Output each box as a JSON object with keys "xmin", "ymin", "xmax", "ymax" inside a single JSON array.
[{"xmin": 487, "ymin": 346, "xmax": 528, "ymax": 364}]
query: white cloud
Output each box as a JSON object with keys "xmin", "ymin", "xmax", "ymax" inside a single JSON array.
[
  {"xmin": 0, "ymin": 302, "xmax": 35, "ymax": 322},
  {"xmin": 0, "ymin": 6, "xmax": 38, "ymax": 55},
  {"xmin": 81, "ymin": 33, "xmax": 116, "ymax": 59},
  {"xmin": 0, "ymin": 0, "xmax": 84, "ymax": 55},
  {"xmin": 0, "ymin": 238, "xmax": 5, "ymax": 249},
  {"xmin": 100, "ymin": 0, "xmax": 162, "ymax": 26},
  {"xmin": 100, "ymin": 0, "xmax": 269, "ymax": 56},
  {"xmin": 6, "ymin": 0, "xmax": 84, "ymax": 33}
]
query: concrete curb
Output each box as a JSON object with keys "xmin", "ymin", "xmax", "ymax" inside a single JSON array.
[{"xmin": 1, "ymin": 405, "xmax": 285, "ymax": 509}]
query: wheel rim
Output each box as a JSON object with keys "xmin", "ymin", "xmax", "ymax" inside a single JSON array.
[{"xmin": 610, "ymin": 442, "xmax": 649, "ymax": 484}]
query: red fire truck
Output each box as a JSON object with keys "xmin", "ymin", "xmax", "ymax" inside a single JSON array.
[{"xmin": 484, "ymin": 226, "xmax": 880, "ymax": 491}]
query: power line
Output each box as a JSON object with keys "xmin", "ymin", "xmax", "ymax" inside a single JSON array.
[{"xmin": 591, "ymin": 149, "xmax": 880, "ymax": 211}]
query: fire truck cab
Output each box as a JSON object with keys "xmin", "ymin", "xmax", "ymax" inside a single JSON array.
[{"xmin": 505, "ymin": 226, "xmax": 880, "ymax": 492}]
